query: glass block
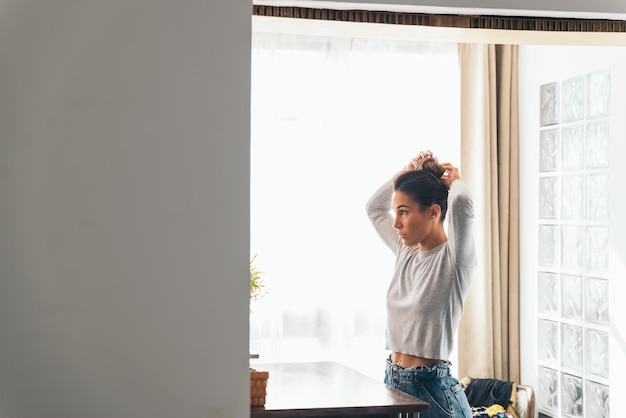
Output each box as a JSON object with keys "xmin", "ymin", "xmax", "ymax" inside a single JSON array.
[
  {"xmin": 586, "ymin": 277, "xmax": 609, "ymax": 324},
  {"xmin": 587, "ymin": 70, "xmax": 611, "ymax": 119},
  {"xmin": 561, "ymin": 324, "xmax": 583, "ymax": 370},
  {"xmin": 561, "ymin": 124, "xmax": 585, "ymax": 170},
  {"xmin": 538, "ymin": 319, "xmax": 558, "ymax": 361},
  {"xmin": 538, "ymin": 366, "xmax": 559, "ymax": 412},
  {"xmin": 539, "ymin": 224, "xmax": 558, "ymax": 267},
  {"xmin": 585, "ymin": 120, "xmax": 610, "ymax": 168},
  {"xmin": 585, "ymin": 381, "xmax": 610, "ymax": 418},
  {"xmin": 562, "ymin": 75, "xmax": 584, "ymax": 123},
  {"xmin": 561, "ymin": 275, "xmax": 582, "ymax": 319},
  {"xmin": 540, "ymin": 177, "xmax": 559, "ymax": 219},
  {"xmin": 586, "ymin": 174, "xmax": 609, "ymax": 221},
  {"xmin": 586, "ymin": 328, "xmax": 609, "ymax": 378},
  {"xmin": 561, "ymin": 226, "xmax": 583, "ymax": 270},
  {"xmin": 538, "ymin": 271, "xmax": 558, "ymax": 314},
  {"xmin": 561, "ymin": 175, "xmax": 583, "ymax": 220},
  {"xmin": 540, "ymin": 82, "xmax": 560, "ymax": 126},
  {"xmin": 586, "ymin": 226, "xmax": 609, "ymax": 273},
  {"xmin": 562, "ymin": 373, "xmax": 583, "ymax": 417},
  {"xmin": 540, "ymin": 129, "xmax": 559, "ymax": 172}
]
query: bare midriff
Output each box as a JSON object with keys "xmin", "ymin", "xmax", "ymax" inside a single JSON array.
[{"xmin": 392, "ymin": 352, "xmax": 445, "ymax": 368}]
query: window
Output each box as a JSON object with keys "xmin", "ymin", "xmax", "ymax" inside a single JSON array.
[
  {"xmin": 536, "ymin": 70, "xmax": 610, "ymax": 418},
  {"xmin": 250, "ymin": 23, "xmax": 460, "ymax": 378}
]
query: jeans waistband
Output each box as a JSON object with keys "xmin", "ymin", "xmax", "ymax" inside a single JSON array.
[{"xmin": 386, "ymin": 356, "xmax": 451, "ymax": 381}]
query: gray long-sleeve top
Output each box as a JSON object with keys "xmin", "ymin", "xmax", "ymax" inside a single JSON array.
[{"xmin": 366, "ymin": 178, "xmax": 477, "ymax": 360}]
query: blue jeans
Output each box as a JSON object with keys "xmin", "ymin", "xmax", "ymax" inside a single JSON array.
[{"xmin": 384, "ymin": 356, "xmax": 472, "ymax": 418}]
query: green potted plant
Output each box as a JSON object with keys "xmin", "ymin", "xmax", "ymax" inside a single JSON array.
[
  {"xmin": 249, "ymin": 253, "xmax": 266, "ymax": 356},
  {"xmin": 249, "ymin": 253, "xmax": 266, "ymax": 303},
  {"xmin": 249, "ymin": 253, "xmax": 268, "ymax": 406}
]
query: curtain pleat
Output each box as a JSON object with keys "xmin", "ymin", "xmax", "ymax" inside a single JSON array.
[
  {"xmin": 457, "ymin": 44, "xmax": 520, "ymax": 382},
  {"xmin": 496, "ymin": 44, "xmax": 520, "ymax": 383}
]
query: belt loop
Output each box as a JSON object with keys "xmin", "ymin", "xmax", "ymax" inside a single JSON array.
[{"xmin": 436, "ymin": 361, "xmax": 450, "ymax": 377}]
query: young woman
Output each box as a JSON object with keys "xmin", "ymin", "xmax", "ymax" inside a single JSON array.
[{"xmin": 366, "ymin": 150, "xmax": 476, "ymax": 418}]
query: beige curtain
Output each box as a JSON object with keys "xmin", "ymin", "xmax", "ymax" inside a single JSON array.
[{"xmin": 457, "ymin": 44, "xmax": 520, "ymax": 382}]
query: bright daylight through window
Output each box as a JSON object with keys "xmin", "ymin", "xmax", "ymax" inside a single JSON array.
[{"xmin": 250, "ymin": 23, "xmax": 460, "ymax": 379}]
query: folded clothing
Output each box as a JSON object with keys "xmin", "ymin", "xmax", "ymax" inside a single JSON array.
[{"xmin": 471, "ymin": 404, "xmax": 514, "ymax": 418}]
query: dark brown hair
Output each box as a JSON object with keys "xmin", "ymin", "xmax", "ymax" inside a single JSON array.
[{"xmin": 394, "ymin": 158, "xmax": 448, "ymax": 221}]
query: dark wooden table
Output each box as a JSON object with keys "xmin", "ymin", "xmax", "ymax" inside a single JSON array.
[{"xmin": 250, "ymin": 361, "xmax": 429, "ymax": 417}]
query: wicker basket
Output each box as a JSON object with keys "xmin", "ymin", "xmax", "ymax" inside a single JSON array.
[{"xmin": 250, "ymin": 369, "xmax": 269, "ymax": 406}]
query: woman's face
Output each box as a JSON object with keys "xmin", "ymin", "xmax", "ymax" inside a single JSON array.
[{"xmin": 391, "ymin": 191, "xmax": 434, "ymax": 247}]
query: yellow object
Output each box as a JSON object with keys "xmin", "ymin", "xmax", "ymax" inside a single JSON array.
[{"xmin": 485, "ymin": 404, "xmax": 505, "ymax": 417}]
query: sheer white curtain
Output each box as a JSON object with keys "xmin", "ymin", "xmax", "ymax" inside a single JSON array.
[{"xmin": 250, "ymin": 28, "xmax": 460, "ymax": 379}]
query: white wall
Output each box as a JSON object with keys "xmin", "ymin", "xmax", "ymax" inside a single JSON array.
[
  {"xmin": 518, "ymin": 45, "xmax": 626, "ymax": 416},
  {"xmin": 0, "ymin": 1, "xmax": 250, "ymax": 418}
]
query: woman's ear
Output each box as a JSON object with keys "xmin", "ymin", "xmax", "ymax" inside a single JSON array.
[{"xmin": 430, "ymin": 204, "xmax": 442, "ymax": 221}]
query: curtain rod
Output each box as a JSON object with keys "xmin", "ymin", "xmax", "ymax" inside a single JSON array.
[{"xmin": 252, "ymin": 5, "xmax": 626, "ymax": 32}]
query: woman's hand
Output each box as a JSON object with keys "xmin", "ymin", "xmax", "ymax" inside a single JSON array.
[
  {"xmin": 440, "ymin": 162, "xmax": 460, "ymax": 189},
  {"xmin": 405, "ymin": 150, "xmax": 436, "ymax": 170}
]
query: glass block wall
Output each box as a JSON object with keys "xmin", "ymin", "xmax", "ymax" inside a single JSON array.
[{"xmin": 537, "ymin": 71, "xmax": 610, "ymax": 418}]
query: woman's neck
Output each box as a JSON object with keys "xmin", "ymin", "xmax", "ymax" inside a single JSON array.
[{"xmin": 419, "ymin": 226, "xmax": 447, "ymax": 251}]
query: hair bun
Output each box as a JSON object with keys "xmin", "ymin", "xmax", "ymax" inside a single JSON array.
[{"xmin": 415, "ymin": 157, "xmax": 445, "ymax": 178}]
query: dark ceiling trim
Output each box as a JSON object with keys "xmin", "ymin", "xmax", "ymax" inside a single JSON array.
[{"xmin": 252, "ymin": 5, "xmax": 626, "ymax": 32}]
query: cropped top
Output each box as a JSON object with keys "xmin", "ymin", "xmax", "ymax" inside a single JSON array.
[{"xmin": 366, "ymin": 178, "xmax": 477, "ymax": 360}]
